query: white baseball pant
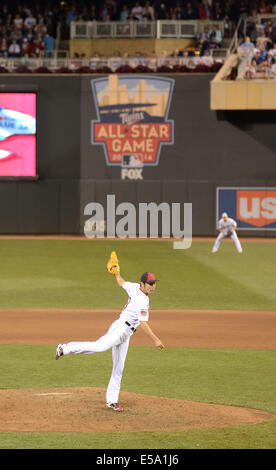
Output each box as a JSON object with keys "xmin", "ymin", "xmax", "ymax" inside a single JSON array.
[
  {"xmin": 60, "ymin": 319, "xmax": 133, "ymax": 404},
  {"xmin": 212, "ymin": 231, "xmax": 242, "ymax": 253}
]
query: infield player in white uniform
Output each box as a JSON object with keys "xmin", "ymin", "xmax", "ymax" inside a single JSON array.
[
  {"xmin": 212, "ymin": 212, "xmax": 242, "ymax": 253},
  {"xmin": 55, "ymin": 261, "xmax": 164, "ymax": 412}
]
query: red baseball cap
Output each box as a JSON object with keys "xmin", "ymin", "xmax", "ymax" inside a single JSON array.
[{"xmin": 140, "ymin": 272, "xmax": 159, "ymax": 283}]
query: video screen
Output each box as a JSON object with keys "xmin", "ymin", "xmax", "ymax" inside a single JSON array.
[{"xmin": 0, "ymin": 92, "xmax": 37, "ymax": 177}]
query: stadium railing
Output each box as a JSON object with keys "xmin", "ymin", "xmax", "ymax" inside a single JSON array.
[
  {"xmin": 0, "ymin": 50, "xmax": 225, "ymax": 73},
  {"xmin": 70, "ymin": 19, "xmax": 225, "ymax": 40}
]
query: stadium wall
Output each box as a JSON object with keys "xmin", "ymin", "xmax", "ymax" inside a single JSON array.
[
  {"xmin": 0, "ymin": 74, "xmax": 275, "ymax": 236},
  {"xmin": 70, "ymin": 39, "xmax": 196, "ymax": 59}
]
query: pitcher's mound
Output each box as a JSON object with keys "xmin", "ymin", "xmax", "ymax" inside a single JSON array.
[{"xmin": 0, "ymin": 387, "xmax": 274, "ymax": 433}]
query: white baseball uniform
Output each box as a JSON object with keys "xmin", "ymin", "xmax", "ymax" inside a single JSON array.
[
  {"xmin": 60, "ymin": 281, "xmax": 149, "ymax": 404},
  {"xmin": 212, "ymin": 217, "xmax": 242, "ymax": 253}
]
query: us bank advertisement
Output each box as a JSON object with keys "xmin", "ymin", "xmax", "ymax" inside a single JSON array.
[{"xmin": 217, "ymin": 187, "xmax": 276, "ymax": 230}]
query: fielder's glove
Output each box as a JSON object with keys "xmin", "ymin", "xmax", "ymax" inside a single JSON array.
[
  {"xmin": 226, "ymin": 231, "xmax": 233, "ymax": 237},
  {"xmin": 107, "ymin": 251, "xmax": 120, "ymax": 275}
]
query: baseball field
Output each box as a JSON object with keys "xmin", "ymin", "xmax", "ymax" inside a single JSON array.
[{"xmin": 0, "ymin": 236, "xmax": 275, "ymax": 450}]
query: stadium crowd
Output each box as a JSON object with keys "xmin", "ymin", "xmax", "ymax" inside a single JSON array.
[
  {"xmin": 235, "ymin": 13, "xmax": 276, "ymax": 78},
  {"xmin": 0, "ymin": 0, "xmax": 276, "ymax": 74}
]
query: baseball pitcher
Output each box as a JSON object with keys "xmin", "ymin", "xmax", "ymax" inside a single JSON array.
[
  {"xmin": 212, "ymin": 212, "xmax": 243, "ymax": 253},
  {"xmin": 55, "ymin": 251, "xmax": 164, "ymax": 412}
]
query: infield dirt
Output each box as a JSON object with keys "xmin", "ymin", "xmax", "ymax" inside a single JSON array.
[{"xmin": 0, "ymin": 308, "xmax": 275, "ymax": 432}]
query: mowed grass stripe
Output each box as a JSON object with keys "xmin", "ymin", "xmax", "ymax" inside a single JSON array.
[{"xmin": 0, "ymin": 239, "xmax": 275, "ymax": 310}]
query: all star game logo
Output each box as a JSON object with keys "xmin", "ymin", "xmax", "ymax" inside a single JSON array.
[{"xmin": 91, "ymin": 75, "xmax": 174, "ymax": 180}]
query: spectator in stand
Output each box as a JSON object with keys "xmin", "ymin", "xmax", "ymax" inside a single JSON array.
[
  {"xmin": 259, "ymin": 42, "xmax": 270, "ymax": 60},
  {"xmin": 143, "ymin": 1, "xmax": 155, "ymax": 21},
  {"xmin": 213, "ymin": 1, "xmax": 224, "ymax": 21},
  {"xmin": 100, "ymin": 3, "xmax": 113, "ymax": 21},
  {"xmin": 81, "ymin": 7, "xmax": 90, "ymax": 21},
  {"xmin": 34, "ymin": 24, "xmax": 47, "ymax": 41},
  {"xmin": 224, "ymin": 0, "xmax": 239, "ymax": 37},
  {"xmin": 24, "ymin": 12, "xmax": 37, "ymax": 30},
  {"xmin": 199, "ymin": 0, "xmax": 213, "ymax": 20},
  {"xmin": 200, "ymin": 49, "xmax": 214, "ymax": 67},
  {"xmin": 268, "ymin": 42, "xmax": 276, "ymax": 63},
  {"xmin": 258, "ymin": 0, "xmax": 271, "ymax": 14},
  {"xmin": 36, "ymin": 12, "xmax": 46, "ymax": 27},
  {"xmin": 183, "ymin": 1, "xmax": 198, "ymax": 20},
  {"xmin": 159, "ymin": 49, "xmax": 168, "ymax": 65},
  {"xmin": 30, "ymin": 37, "xmax": 44, "ymax": 57},
  {"xmin": 0, "ymin": 4, "xmax": 9, "ymax": 23},
  {"xmin": 5, "ymin": 13, "xmax": 13, "ymax": 29},
  {"xmin": 0, "ymin": 37, "xmax": 8, "ymax": 58},
  {"xmin": 10, "ymin": 25, "xmax": 23, "ymax": 44},
  {"xmin": 76, "ymin": 13, "xmax": 84, "ymax": 22},
  {"xmin": 209, "ymin": 24, "xmax": 222, "ymax": 48},
  {"xmin": 155, "ymin": 2, "xmax": 168, "ymax": 20},
  {"xmin": 256, "ymin": 30, "xmax": 272, "ymax": 50},
  {"xmin": 109, "ymin": 50, "xmax": 122, "ymax": 71},
  {"xmin": 131, "ymin": 2, "xmax": 144, "ymax": 21},
  {"xmin": 266, "ymin": 23, "xmax": 276, "ymax": 47},
  {"xmin": 44, "ymin": 6, "xmax": 58, "ymax": 38},
  {"xmin": 197, "ymin": 25, "xmax": 210, "ymax": 56},
  {"xmin": 240, "ymin": 35, "xmax": 255, "ymax": 52},
  {"xmin": 148, "ymin": 50, "xmax": 158, "ymax": 69},
  {"xmin": 238, "ymin": 0, "xmax": 248, "ymax": 18},
  {"xmin": 246, "ymin": 12, "xmax": 260, "ymax": 40},
  {"xmin": 169, "ymin": 6, "xmax": 177, "ymax": 20},
  {"xmin": 13, "ymin": 13, "xmax": 24, "ymax": 30},
  {"xmin": 22, "ymin": 4, "xmax": 32, "ymax": 18},
  {"xmin": 120, "ymin": 5, "xmax": 129, "ymax": 21},
  {"xmin": 33, "ymin": 2, "xmax": 43, "ymax": 19},
  {"xmin": 252, "ymin": 47, "xmax": 269, "ymax": 67},
  {"xmin": 174, "ymin": 1, "xmax": 183, "ymax": 19},
  {"xmin": 1, "ymin": 25, "xmax": 10, "ymax": 42},
  {"xmin": 250, "ymin": 22, "xmax": 263, "ymax": 43},
  {"xmin": 90, "ymin": 51, "xmax": 101, "ymax": 69},
  {"xmin": 170, "ymin": 48, "xmax": 181, "ymax": 59},
  {"xmin": 25, "ymin": 27, "xmax": 34, "ymax": 43},
  {"xmin": 42, "ymin": 32, "xmax": 55, "ymax": 51},
  {"xmin": 181, "ymin": 49, "xmax": 190, "ymax": 65},
  {"xmin": 8, "ymin": 39, "xmax": 21, "ymax": 57},
  {"xmin": 89, "ymin": 5, "xmax": 97, "ymax": 21},
  {"xmin": 192, "ymin": 49, "xmax": 202, "ymax": 67},
  {"xmin": 21, "ymin": 37, "xmax": 32, "ymax": 56},
  {"xmin": 108, "ymin": 0, "xmax": 118, "ymax": 19},
  {"xmin": 66, "ymin": 5, "xmax": 78, "ymax": 25}
]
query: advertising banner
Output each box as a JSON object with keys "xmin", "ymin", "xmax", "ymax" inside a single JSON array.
[
  {"xmin": 217, "ymin": 187, "xmax": 276, "ymax": 230},
  {"xmin": 0, "ymin": 92, "xmax": 36, "ymax": 177}
]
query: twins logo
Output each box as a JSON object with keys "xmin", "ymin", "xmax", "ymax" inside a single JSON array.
[{"xmin": 91, "ymin": 75, "xmax": 174, "ymax": 179}]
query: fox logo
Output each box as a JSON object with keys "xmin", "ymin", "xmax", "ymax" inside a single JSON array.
[{"xmin": 237, "ymin": 190, "xmax": 276, "ymax": 227}]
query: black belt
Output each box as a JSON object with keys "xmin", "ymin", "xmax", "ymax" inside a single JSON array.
[{"xmin": 125, "ymin": 321, "xmax": 136, "ymax": 332}]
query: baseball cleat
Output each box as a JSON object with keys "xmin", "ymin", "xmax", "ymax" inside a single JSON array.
[
  {"xmin": 106, "ymin": 402, "xmax": 123, "ymax": 412},
  {"xmin": 55, "ymin": 344, "xmax": 63, "ymax": 360}
]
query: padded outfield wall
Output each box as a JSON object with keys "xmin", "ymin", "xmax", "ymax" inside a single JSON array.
[{"xmin": 0, "ymin": 74, "xmax": 275, "ymax": 236}]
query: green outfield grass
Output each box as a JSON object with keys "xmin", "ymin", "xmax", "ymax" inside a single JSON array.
[
  {"xmin": 0, "ymin": 238, "xmax": 275, "ymax": 449},
  {"xmin": 0, "ymin": 344, "xmax": 275, "ymax": 449},
  {"xmin": 0, "ymin": 238, "xmax": 275, "ymax": 310}
]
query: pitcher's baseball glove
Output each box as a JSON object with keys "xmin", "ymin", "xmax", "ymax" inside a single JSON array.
[{"xmin": 107, "ymin": 251, "xmax": 120, "ymax": 275}]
